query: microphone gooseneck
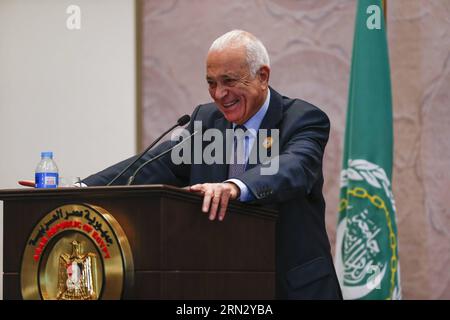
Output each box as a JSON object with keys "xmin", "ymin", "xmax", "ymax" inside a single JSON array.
[
  {"xmin": 106, "ymin": 115, "xmax": 191, "ymax": 186},
  {"xmin": 177, "ymin": 115, "xmax": 190, "ymax": 126},
  {"xmin": 127, "ymin": 130, "xmax": 198, "ymax": 185}
]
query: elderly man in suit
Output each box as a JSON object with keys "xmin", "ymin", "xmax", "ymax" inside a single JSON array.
[{"xmin": 83, "ymin": 30, "xmax": 342, "ymax": 300}]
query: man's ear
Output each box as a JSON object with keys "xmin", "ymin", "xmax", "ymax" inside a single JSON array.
[{"xmin": 258, "ymin": 65, "xmax": 270, "ymax": 88}]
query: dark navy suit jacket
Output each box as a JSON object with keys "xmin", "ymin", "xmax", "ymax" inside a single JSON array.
[{"xmin": 83, "ymin": 87, "xmax": 342, "ymax": 299}]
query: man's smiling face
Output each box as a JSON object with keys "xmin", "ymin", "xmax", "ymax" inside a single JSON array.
[{"xmin": 206, "ymin": 47, "xmax": 269, "ymax": 125}]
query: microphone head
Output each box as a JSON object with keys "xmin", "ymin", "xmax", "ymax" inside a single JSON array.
[{"xmin": 177, "ymin": 115, "xmax": 191, "ymax": 126}]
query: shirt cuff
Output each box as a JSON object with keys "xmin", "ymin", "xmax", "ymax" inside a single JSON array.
[{"xmin": 225, "ymin": 179, "xmax": 254, "ymax": 202}]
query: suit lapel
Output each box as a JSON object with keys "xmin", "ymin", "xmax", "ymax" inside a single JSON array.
[{"xmin": 246, "ymin": 87, "xmax": 284, "ymax": 171}]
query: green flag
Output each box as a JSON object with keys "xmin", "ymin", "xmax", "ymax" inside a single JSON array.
[{"xmin": 335, "ymin": 0, "xmax": 401, "ymax": 300}]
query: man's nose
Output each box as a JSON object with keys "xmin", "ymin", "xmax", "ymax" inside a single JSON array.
[{"xmin": 214, "ymin": 83, "xmax": 228, "ymax": 100}]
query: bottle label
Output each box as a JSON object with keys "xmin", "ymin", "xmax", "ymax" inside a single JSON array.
[{"xmin": 35, "ymin": 172, "xmax": 59, "ymax": 188}]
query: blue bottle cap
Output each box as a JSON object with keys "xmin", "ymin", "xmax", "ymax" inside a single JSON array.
[{"xmin": 41, "ymin": 151, "xmax": 53, "ymax": 158}]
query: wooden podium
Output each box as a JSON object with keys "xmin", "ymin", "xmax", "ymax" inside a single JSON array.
[{"xmin": 0, "ymin": 185, "xmax": 277, "ymax": 299}]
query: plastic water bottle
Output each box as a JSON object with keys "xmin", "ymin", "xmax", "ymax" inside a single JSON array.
[{"xmin": 35, "ymin": 151, "xmax": 59, "ymax": 188}]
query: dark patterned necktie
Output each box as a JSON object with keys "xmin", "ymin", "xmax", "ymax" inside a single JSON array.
[{"xmin": 228, "ymin": 125, "xmax": 248, "ymax": 179}]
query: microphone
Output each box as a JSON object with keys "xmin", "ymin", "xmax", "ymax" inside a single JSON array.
[
  {"xmin": 106, "ymin": 114, "xmax": 191, "ymax": 186},
  {"xmin": 127, "ymin": 130, "xmax": 199, "ymax": 185}
]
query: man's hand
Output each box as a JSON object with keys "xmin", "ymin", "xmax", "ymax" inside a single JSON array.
[{"xmin": 188, "ymin": 183, "xmax": 240, "ymax": 221}]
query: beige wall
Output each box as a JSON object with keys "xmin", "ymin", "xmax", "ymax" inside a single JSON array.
[
  {"xmin": 141, "ymin": 0, "xmax": 450, "ymax": 299},
  {"xmin": 0, "ymin": 0, "xmax": 136, "ymax": 299}
]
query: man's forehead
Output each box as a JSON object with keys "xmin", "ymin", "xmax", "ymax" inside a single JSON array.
[
  {"xmin": 206, "ymin": 70, "xmax": 241, "ymax": 79},
  {"xmin": 206, "ymin": 50, "xmax": 248, "ymax": 78}
]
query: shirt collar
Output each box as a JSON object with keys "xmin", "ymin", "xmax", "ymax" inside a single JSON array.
[{"xmin": 233, "ymin": 89, "xmax": 271, "ymax": 134}]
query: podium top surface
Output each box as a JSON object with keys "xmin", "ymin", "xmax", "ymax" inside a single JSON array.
[
  {"xmin": 0, "ymin": 184, "xmax": 186, "ymax": 199},
  {"xmin": 0, "ymin": 184, "xmax": 277, "ymax": 218}
]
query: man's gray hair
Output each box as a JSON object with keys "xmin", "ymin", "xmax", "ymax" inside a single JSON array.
[{"xmin": 209, "ymin": 30, "xmax": 270, "ymax": 77}]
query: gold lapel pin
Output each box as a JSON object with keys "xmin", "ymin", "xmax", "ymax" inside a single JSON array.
[{"xmin": 262, "ymin": 136, "xmax": 273, "ymax": 149}]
